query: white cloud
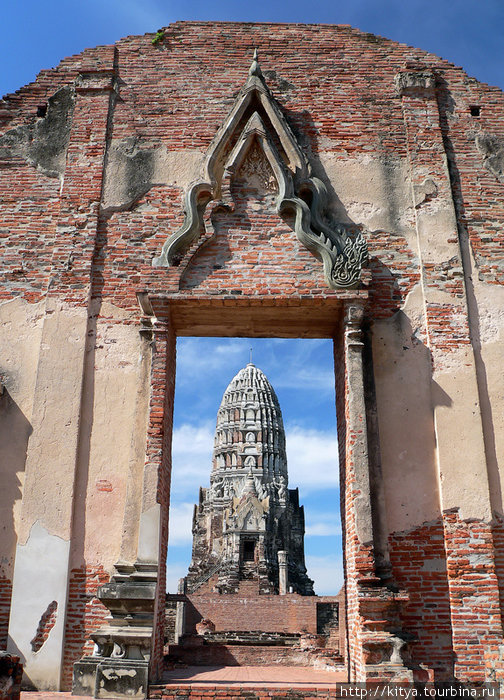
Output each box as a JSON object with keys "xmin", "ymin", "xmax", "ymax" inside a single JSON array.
[
  {"xmin": 285, "ymin": 426, "xmax": 339, "ymax": 492},
  {"xmin": 306, "ymin": 554, "xmax": 344, "ymax": 596},
  {"xmin": 305, "ymin": 520, "xmax": 341, "ymax": 537},
  {"xmin": 166, "ymin": 561, "xmax": 190, "ymax": 594},
  {"xmin": 171, "ymin": 422, "xmax": 339, "ymax": 498},
  {"xmin": 171, "ymin": 422, "xmax": 214, "ymax": 496},
  {"xmin": 168, "ymin": 502, "xmax": 195, "ymax": 545},
  {"xmin": 270, "ymin": 362, "xmax": 335, "ymax": 394},
  {"xmin": 175, "ymin": 338, "xmax": 336, "ymax": 397},
  {"xmin": 176, "ymin": 338, "xmax": 247, "ymax": 383}
]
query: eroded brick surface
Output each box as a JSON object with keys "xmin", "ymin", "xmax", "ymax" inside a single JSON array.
[
  {"xmin": 60, "ymin": 566, "xmax": 110, "ymax": 691},
  {"xmin": 0, "ymin": 577, "xmax": 13, "ymax": 649}
]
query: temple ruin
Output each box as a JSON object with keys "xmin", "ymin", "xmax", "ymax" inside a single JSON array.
[
  {"xmin": 1, "ymin": 19, "xmax": 504, "ymax": 698},
  {"xmin": 185, "ymin": 362, "xmax": 314, "ymax": 597}
]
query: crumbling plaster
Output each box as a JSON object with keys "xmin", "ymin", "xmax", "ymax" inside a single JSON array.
[
  {"xmin": 466, "ymin": 272, "xmax": 504, "ymax": 517},
  {"xmin": 0, "ymin": 86, "xmax": 74, "ymax": 180},
  {"xmin": 317, "ymin": 153, "xmax": 415, "ymax": 236},
  {"xmin": 7, "ymin": 521, "xmax": 70, "ymax": 690},
  {"xmin": 71, "ymin": 303, "xmax": 152, "ymax": 568},
  {"xmin": 102, "ymin": 141, "xmax": 205, "ymax": 212},
  {"xmin": 0, "ymin": 298, "xmax": 45, "ymax": 577},
  {"xmin": 433, "ymin": 350, "xmax": 492, "ymax": 521},
  {"xmin": 372, "ymin": 286, "xmax": 440, "ymax": 534},
  {"xmin": 15, "ymin": 301, "xmax": 89, "ymax": 544}
]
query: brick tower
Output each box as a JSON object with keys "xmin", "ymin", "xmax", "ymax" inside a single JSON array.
[{"xmin": 184, "ymin": 363, "xmax": 314, "ymax": 595}]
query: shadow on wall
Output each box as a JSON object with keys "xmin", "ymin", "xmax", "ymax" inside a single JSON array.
[
  {"xmin": 436, "ymin": 76, "xmax": 503, "ymax": 518},
  {"xmin": 370, "ymin": 310, "xmax": 455, "ymax": 680},
  {"xmin": 0, "ymin": 387, "xmax": 32, "ymax": 649}
]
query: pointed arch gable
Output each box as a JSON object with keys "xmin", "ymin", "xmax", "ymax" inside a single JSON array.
[{"xmin": 153, "ymin": 51, "xmax": 368, "ymax": 290}]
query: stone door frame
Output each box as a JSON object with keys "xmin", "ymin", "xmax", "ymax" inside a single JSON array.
[
  {"xmin": 73, "ymin": 292, "xmax": 414, "ymax": 696},
  {"xmin": 138, "ymin": 292, "xmax": 410, "ymax": 684}
]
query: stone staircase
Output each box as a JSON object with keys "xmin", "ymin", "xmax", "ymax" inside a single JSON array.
[{"xmin": 164, "ymin": 629, "xmax": 344, "ymax": 673}]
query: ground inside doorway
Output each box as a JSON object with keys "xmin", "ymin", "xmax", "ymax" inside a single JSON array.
[{"xmin": 156, "ymin": 663, "xmax": 346, "ymax": 687}]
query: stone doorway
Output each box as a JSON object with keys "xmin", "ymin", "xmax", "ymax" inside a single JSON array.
[{"xmin": 73, "ymin": 296, "xmax": 408, "ymax": 697}]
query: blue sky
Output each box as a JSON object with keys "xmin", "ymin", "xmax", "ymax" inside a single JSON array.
[
  {"xmin": 2, "ymin": 1, "xmax": 503, "ymax": 594},
  {"xmin": 169, "ymin": 338, "xmax": 341, "ymax": 594},
  {"xmin": 1, "ymin": 0, "xmax": 503, "ymax": 97}
]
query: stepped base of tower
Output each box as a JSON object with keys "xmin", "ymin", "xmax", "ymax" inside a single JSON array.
[
  {"xmin": 165, "ymin": 586, "xmax": 345, "ymax": 676},
  {"xmin": 165, "ymin": 642, "xmax": 344, "ymax": 671}
]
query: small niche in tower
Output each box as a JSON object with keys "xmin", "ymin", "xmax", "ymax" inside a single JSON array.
[{"xmin": 243, "ymin": 540, "xmax": 256, "ymax": 562}]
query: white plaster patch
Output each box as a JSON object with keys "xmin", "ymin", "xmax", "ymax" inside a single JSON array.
[
  {"xmin": 7, "ymin": 521, "xmax": 70, "ymax": 690},
  {"xmin": 317, "ymin": 152, "xmax": 415, "ymax": 234},
  {"xmin": 343, "ymin": 200, "xmax": 384, "ymax": 225},
  {"xmin": 102, "ymin": 144, "xmax": 205, "ymax": 210},
  {"xmin": 102, "ymin": 668, "xmax": 137, "ymax": 679},
  {"xmin": 137, "ymin": 504, "xmax": 160, "ymax": 564},
  {"xmin": 467, "ymin": 553, "xmax": 492, "ymax": 567},
  {"xmin": 421, "ymin": 559, "xmax": 447, "ymax": 572}
]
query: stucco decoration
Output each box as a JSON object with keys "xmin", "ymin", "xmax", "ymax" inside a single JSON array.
[
  {"xmin": 475, "ymin": 133, "xmax": 504, "ymax": 183},
  {"xmin": 153, "ymin": 50, "xmax": 368, "ymax": 289}
]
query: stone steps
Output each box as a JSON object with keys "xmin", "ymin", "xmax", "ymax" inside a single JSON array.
[
  {"xmin": 151, "ymin": 687, "xmax": 345, "ymax": 699},
  {"xmin": 165, "ymin": 643, "xmax": 344, "ymax": 670}
]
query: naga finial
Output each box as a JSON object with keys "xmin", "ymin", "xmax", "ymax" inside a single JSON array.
[{"xmin": 249, "ymin": 48, "xmax": 263, "ymax": 78}]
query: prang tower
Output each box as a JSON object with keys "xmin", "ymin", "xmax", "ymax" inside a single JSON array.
[{"xmin": 185, "ymin": 363, "xmax": 314, "ymax": 595}]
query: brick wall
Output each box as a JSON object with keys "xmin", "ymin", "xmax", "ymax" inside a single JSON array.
[
  {"xmin": 0, "ymin": 577, "xmax": 12, "ymax": 649},
  {"xmin": 146, "ymin": 321, "xmax": 177, "ymax": 681},
  {"xmin": 60, "ymin": 565, "xmax": 110, "ymax": 691},
  {"xmin": 151, "ymin": 688, "xmax": 341, "ymax": 700},
  {"xmin": 442, "ymin": 511, "xmax": 502, "ymax": 682},
  {"xmin": 1, "ymin": 22, "xmax": 503, "ymax": 312},
  {"xmin": 185, "ymin": 594, "xmax": 324, "ymax": 635},
  {"xmin": 389, "ymin": 520, "xmax": 453, "ymax": 679},
  {"xmin": 168, "ymin": 644, "xmax": 320, "ymax": 667}
]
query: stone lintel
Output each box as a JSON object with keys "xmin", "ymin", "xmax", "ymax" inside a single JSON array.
[
  {"xmin": 394, "ymin": 69, "xmax": 436, "ymax": 97},
  {"xmin": 144, "ymin": 292, "xmax": 370, "ymax": 338}
]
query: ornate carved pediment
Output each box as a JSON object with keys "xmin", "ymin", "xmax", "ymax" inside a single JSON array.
[{"xmin": 153, "ymin": 50, "xmax": 368, "ymax": 289}]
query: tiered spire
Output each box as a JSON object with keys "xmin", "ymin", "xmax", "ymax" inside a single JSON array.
[
  {"xmin": 211, "ymin": 363, "xmax": 288, "ymax": 490},
  {"xmin": 185, "ymin": 363, "xmax": 313, "ymax": 596}
]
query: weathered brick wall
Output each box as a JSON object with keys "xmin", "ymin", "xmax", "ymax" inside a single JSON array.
[
  {"xmin": 151, "ymin": 688, "xmax": 341, "ymax": 700},
  {"xmin": 0, "ymin": 578, "xmax": 13, "ymax": 649},
  {"xmin": 148, "ymin": 322, "xmax": 177, "ymax": 681},
  {"xmin": 1, "ymin": 23, "xmax": 503, "ymax": 308},
  {"xmin": 389, "ymin": 520, "xmax": 453, "ymax": 678},
  {"xmin": 60, "ymin": 566, "xmax": 110, "ymax": 691},
  {"xmin": 168, "ymin": 644, "xmax": 324, "ymax": 667},
  {"xmin": 492, "ymin": 517, "xmax": 504, "ymax": 625},
  {"xmin": 334, "ymin": 327, "xmax": 365, "ymax": 681},
  {"xmin": 442, "ymin": 512, "xmax": 502, "ymax": 682},
  {"xmin": 185, "ymin": 594, "xmax": 321, "ymax": 635},
  {"xmin": 1, "ymin": 20, "xmax": 504, "ymax": 688}
]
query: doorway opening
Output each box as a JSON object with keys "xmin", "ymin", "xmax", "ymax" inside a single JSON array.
[
  {"xmin": 163, "ymin": 336, "xmax": 346, "ymax": 673},
  {"xmin": 167, "ymin": 337, "xmax": 342, "ymax": 596}
]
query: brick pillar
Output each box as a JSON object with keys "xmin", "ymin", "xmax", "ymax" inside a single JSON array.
[
  {"xmin": 73, "ymin": 317, "xmax": 176, "ymax": 698},
  {"xmin": 337, "ymin": 304, "xmax": 412, "ymax": 683},
  {"xmin": 7, "ymin": 58, "xmax": 116, "ymax": 691},
  {"xmin": 142, "ymin": 318, "xmax": 176, "ymax": 681},
  {"xmin": 397, "ymin": 66, "xmax": 503, "ymax": 681}
]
